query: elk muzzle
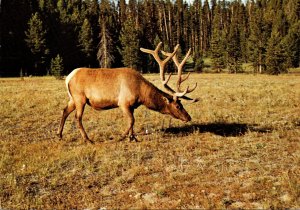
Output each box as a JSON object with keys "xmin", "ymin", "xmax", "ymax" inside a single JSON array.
[
  {"xmin": 179, "ymin": 110, "xmax": 191, "ymax": 122},
  {"xmin": 167, "ymin": 101, "xmax": 191, "ymax": 122}
]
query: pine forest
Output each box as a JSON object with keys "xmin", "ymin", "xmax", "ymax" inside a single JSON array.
[{"xmin": 1, "ymin": 0, "xmax": 299, "ymax": 77}]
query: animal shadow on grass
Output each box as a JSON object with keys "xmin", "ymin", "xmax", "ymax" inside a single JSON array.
[{"xmin": 163, "ymin": 122, "xmax": 272, "ymax": 137}]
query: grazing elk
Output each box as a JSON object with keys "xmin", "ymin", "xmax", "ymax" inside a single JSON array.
[{"xmin": 57, "ymin": 42, "xmax": 198, "ymax": 143}]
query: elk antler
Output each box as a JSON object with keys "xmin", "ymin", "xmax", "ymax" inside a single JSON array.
[
  {"xmin": 140, "ymin": 43, "xmax": 198, "ymax": 102},
  {"xmin": 161, "ymin": 48, "xmax": 198, "ymax": 102},
  {"xmin": 140, "ymin": 42, "xmax": 179, "ymax": 94}
]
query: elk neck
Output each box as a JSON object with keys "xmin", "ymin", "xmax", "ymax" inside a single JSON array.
[{"xmin": 140, "ymin": 80, "xmax": 172, "ymax": 112}]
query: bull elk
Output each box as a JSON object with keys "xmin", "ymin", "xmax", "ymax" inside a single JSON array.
[{"xmin": 57, "ymin": 42, "xmax": 198, "ymax": 143}]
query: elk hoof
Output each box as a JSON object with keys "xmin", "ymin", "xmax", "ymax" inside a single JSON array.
[
  {"xmin": 56, "ymin": 133, "xmax": 62, "ymax": 139},
  {"xmin": 119, "ymin": 134, "xmax": 139, "ymax": 142},
  {"xmin": 85, "ymin": 139, "xmax": 94, "ymax": 144},
  {"xmin": 81, "ymin": 138, "xmax": 94, "ymax": 144},
  {"xmin": 129, "ymin": 134, "xmax": 139, "ymax": 142}
]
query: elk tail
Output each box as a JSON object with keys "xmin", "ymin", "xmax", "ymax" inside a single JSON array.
[{"xmin": 65, "ymin": 68, "xmax": 80, "ymax": 99}]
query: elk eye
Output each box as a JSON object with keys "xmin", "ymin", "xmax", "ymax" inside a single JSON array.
[{"xmin": 176, "ymin": 105, "xmax": 181, "ymax": 109}]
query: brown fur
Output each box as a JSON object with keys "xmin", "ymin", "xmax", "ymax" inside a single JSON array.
[{"xmin": 57, "ymin": 67, "xmax": 191, "ymax": 142}]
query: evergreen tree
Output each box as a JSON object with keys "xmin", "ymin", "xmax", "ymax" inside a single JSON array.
[
  {"xmin": 119, "ymin": 17, "xmax": 140, "ymax": 69},
  {"xmin": 97, "ymin": 22, "xmax": 114, "ymax": 68},
  {"xmin": 210, "ymin": 4, "xmax": 226, "ymax": 72},
  {"xmin": 83, "ymin": 0, "xmax": 100, "ymax": 67},
  {"xmin": 201, "ymin": 0, "xmax": 211, "ymax": 54},
  {"xmin": 57, "ymin": 0, "xmax": 67, "ymax": 18},
  {"xmin": 237, "ymin": 3, "xmax": 249, "ymax": 62},
  {"xmin": 282, "ymin": 21, "xmax": 300, "ymax": 67},
  {"xmin": 163, "ymin": 0, "xmax": 175, "ymax": 48},
  {"xmin": 175, "ymin": 0, "xmax": 184, "ymax": 47},
  {"xmin": 70, "ymin": 3, "xmax": 82, "ymax": 25},
  {"xmin": 99, "ymin": 0, "xmax": 113, "ymax": 24},
  {"xmin": 0, "ymin": 0, "xmax": 34, "ymax": 76},
  {"xmin": 190, "ymin": 0, "xmax": 202, "ymax": 53},
  {"xmin": 284, "ymin": 0, "xmax": 300, "ymax": 26},
  {"xmin": 265, "ymin": 31, "xmax": 289, "ymax": 74},
  {"xmin": 193, "ymin": 48, "xmax": 204, "ymax": 72},
  {"xmin": 271, "ymin": 6, "xmax": 288, "ymax": 38},
  {"xmin": 128, "ymin": 0, "xmax": 137, "ymax": 20},
  {"xmin": 265, "ymin": 7, "xmax": 290, "ymax": 74},
  {"xmin": 79, "ymin": 18, "xmax": 94, "ymax": 60},
  {"xmin": 140, "ymin": 0, "xmax": 158, "ymax": 46},
  {"xmin": 227, "ymin": 3, "xmax": 243, "ymax": 73},
  {"xmin": 50, "ymin": 54, "xmax": 64, "ymax": 79},
  {"xmin": 25, "ymin": 12, "xmax": 49, "ymax": 75},
  {"xmin": 183, "ymin": 1, "xmax": 191, "ymax": 49},
  {"xmin": 118, "ymin": 0, "xmax": 127, "ymax": 25},
  {"xmin": 247, "ymin": 0, "xmax": 269, "ymax": 73},
  {"xmin": 98, "ymin": 0, "xmax": 120, "ymax": 67}
]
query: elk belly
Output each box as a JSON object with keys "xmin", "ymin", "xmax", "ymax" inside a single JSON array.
[{"xmin": 87, "ymin": 98, "xmax": 118, "ymax": 110}]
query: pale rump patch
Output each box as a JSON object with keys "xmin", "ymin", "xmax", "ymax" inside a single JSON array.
[{"xmin": 65, "ymin": 68, "xmax": 81, "ymax": 98}]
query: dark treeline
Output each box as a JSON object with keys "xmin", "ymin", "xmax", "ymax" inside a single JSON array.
[{"xmin": 0, "ymin": 0, "xmax": 299, "ymax": 77}]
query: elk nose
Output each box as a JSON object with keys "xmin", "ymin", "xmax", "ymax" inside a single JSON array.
[
  {"xmin": 188, "ymin": 116, "xmax": 192, "ymax": 121},
  {"xmin": 185, "ymin": 115, "xmax": 191, "ymax": 122}
]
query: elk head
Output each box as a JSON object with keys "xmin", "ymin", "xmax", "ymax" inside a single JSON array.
[{"xmin": 140, "ymin": 42, "xmax": 198, "ymax": 122}]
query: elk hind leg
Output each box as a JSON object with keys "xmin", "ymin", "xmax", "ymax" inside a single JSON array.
[
  {"xmin": 75, "ymin": 102, "xmax": 93, "ymax": 144},
  {"xmin": 57, "ymin": 100, "xmax": 75, "ymax": 138}
]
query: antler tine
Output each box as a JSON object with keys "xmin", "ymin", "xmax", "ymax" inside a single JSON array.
[
  {"xmin": 178, "ymin": 49, "xmax": 191, "ymax": 74},
  {"xmin": 140, "ymin": 42, "xmax": 163, "ymax": 63},
  {"xmin": 186, "ymin": 82, "xmax": 197, "ymax": 93},
  {"xmin": 176, "ymin": 48, "xmax": 191, "ymax": 92},
  {"xmin": 162, "ymin": 48, "xmax": 194, "ymax": 93},
  {"xmin": 172, "ymin": 85, "xmax": 198, "ymax": 102},
  {"xmin": 154, "ymin": 42, "xmax": 163, "ymax": 53},
  {"xmin": 177, "ymin": 48, "xmax": 197, "ymax": 96},
  {"xmin": 161, "ymin": 50, "xmax": 180, "ymax": 67},
  {"xmin": 161, "ymin": 44, "xmax": 179, "ymax": 81},
  {"xmin": 162, "ymin": 47, "xmax": 198, "ymax": 102},
  {"xmin": 173, "ymin": 86, "xmax": 189, "ymax": 98},
  {"xmin": 180, "ymin": 72, "xmax": 190, "ymax": 83},
  {"xmin": 140, "ymin": 42, "xmax": 179, "ymax": 94},
  {"xmin": 161, "ymin": 73, "xmax": 175, "ymax": 94}
]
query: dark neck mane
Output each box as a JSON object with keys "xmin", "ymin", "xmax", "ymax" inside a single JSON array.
[{"xmin": 141, "ymin": 80, "xmax": 172, "ymax": 111}]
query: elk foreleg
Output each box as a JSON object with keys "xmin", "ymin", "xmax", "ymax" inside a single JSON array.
[
  {"xmin": 57, "ymin": 100, "xmax": 76, "ymax": 138},
  {"xmin": 121, "ymin": 106, "xmax": 138, "ymax": 142}
]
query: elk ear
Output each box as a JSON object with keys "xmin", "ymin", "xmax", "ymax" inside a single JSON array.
[{"xmin": 163, "ymin": 96, "xmax": 171, "ymax": 104}]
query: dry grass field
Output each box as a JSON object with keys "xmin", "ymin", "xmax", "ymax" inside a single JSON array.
[{"xmin": 0, "ymin": 73, "xmax": 300, "ymax": 209}]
